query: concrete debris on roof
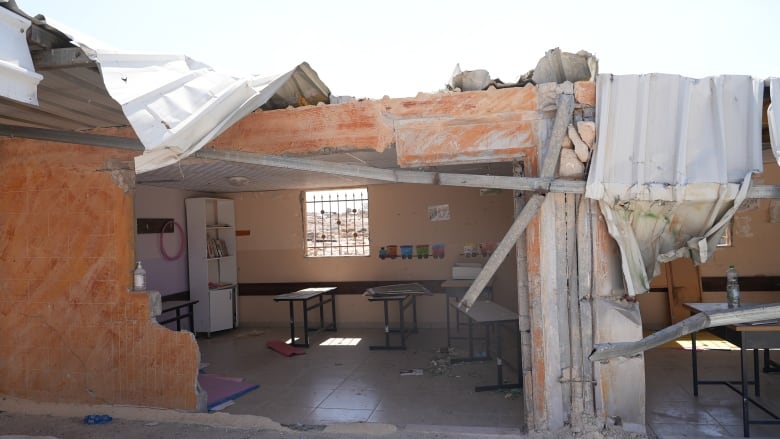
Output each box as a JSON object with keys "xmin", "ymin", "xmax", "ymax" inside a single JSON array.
[
  {"xmin": 449, "ymin": 64, "xmax": 493, "ymax": 91},
  {"xmin": 532, "ymin": 47, "xmax": 598, "ymax": 84},
  {"xmin": 447, "ymin": 48, "xmax": 598, "ymax": 93}
]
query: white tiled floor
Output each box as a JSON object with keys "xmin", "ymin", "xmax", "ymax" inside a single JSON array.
[
  {"xmin": 645, "ymin": 346, "xmax": 780, "ymax": 438},
  {"xmin": 197, "ymin": 325, "xmax": 780, "ymax": 437},
  {"xmin": 197, "ymin": 326, "xmax": 525, "ymax": 431}
]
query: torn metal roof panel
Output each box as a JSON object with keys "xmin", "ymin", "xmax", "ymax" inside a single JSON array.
[
  {"xmin": 586, "ymin": 73, "xmax": 764, "ymax": 296},
  {"xmin": 0, "ymin": 2, "xmax": 332, "ymax": 174}
]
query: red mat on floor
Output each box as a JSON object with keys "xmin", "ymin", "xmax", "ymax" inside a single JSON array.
[
  {"xmin": 266, "ymin": 339, "xmax": 306, "ymax": 356},
  {"xmin": 197, "ymin": 374, "xmax": 259, "ymax": 411}
]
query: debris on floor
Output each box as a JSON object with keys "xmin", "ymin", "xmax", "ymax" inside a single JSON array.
[
  {"xmin": 502, "ymin": 388, "xmax": 523, "ymax": 400},
  {"xmin": 233, "ymin": 329, "xmax": 265, "ymax": 338},
  {"xmin": 400, "ymin": 368, "xmax": 423, "ymax": 376},
  {"xmin": 83, "ymin": 414, "xmax": 112, "ymax": 424},
  {"xmin": 427, "ymin": 357, "xmax": 451, "ymax": 376}
]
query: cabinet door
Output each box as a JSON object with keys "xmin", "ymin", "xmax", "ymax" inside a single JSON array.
[{"xmin": 209, "ymin": 288, "xmax": 234, "ymax": 332}]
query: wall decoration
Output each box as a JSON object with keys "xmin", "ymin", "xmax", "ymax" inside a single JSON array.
[
  {"xmin": 479, "ymin": 242, "xmax": 496, "ymax": 256},
  {"xmin": 428, "ymin": 204, "xmax": 451, "ymax": 221},
  {"xmin": 378, "ymin": 243, "xmax": 443, "ymax": 260},
  {"xmin": 432, "ymin": 243, "xmax": 445, "ymax": 259}
]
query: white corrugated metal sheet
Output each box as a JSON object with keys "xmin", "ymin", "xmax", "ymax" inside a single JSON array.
[
  {"xmin": 769, "ymin": 78, "xmax": 780, "ymax": 166},
  {"xmin": 586, "ymin": 74, "xmax": 763, "ymax": 296},
  {"xmin": 93, "ymin": 53, "xmax": 325, "ymax": 173},
  {"xmin": 0, "ymin": 6, "xmax": 42, "ymax": 104}
]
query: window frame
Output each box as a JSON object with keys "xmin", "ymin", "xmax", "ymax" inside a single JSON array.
[{"xmin": 302, "ymin": 187, "xmax": 370, "ymax": 258}]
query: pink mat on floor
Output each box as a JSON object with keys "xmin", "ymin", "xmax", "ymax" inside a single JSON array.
[
  {"xmin": 197, "ymin": 373, "xmax": 259, "ymax": 411},
  {"xmin": 266, "ymin": 339, "xmax": 306, "ymax": 356}
]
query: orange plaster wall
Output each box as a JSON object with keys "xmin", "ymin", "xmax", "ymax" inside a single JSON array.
[
  {"xmin": 0, "ymin": 138, "xmax": 199, "ymax": 410},
  {"xmin": 211, "ymin": 86, "xmax": 543, "ymax": 168}
]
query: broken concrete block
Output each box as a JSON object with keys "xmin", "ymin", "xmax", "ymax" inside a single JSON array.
[
  {"xmin": 537, "ymin": 82, "xmax": 574, "ymax": 112},
  {"xmin": 559, "ymin": 148, "xmax": 585, "ymax": 177},
  {"xmin": 449, "ymin": 63, "xmax": 491, "ymax": 91},
  {"xmin": 568, "ymin": 125, "xmax": 591, "ymax": 162},
  {"xmin": 537, "ymin": 82, "xmax": 559, "ymax": 111},
  {"xmin": 575, "ymin": 81, "xmax": 596, "ymax": 106},
  {"xmin": 577, "ymin": 121, "xmax": 596, "ymax": 147},
  {"xmin": 574, "ymin": 140, "xmax": 590, "ymax": 163},
  {"xmin": 532, "ymin": 48, "xmax": 598, "ymax": 85},
  {"xmin": 562, "ymin": 126, "xmax": 573, "ymax": 148}
]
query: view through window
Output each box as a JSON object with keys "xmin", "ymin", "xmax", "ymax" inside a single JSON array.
[{"xmin": 304, "ymin": 188, "xmax": 369, "ymax": 257}]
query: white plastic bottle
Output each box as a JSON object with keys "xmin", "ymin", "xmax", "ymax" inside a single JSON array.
[
  {"xmin": 133, "ymin": 261, "xmax": 147, "ymax": 291},
  {"xmin": 726, "ymin": 265, "xmax": 740, "ymax": 308}
]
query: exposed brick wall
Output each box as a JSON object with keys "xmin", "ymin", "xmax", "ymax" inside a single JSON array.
[{"xmin": 0, "ymin": 138, "xmax": 199, "ymax": 410}]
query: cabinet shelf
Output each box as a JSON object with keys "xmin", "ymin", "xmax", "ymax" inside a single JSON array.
[
  {"xmin": 207, "ymin": 255, "xmax": 234, "ymax": 260},
  {"xmin": 186, "ymin": 197, "xmax": 239, "ymax": 336}
]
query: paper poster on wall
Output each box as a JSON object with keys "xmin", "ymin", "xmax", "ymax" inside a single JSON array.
[{"xmin": 428, "ymin": 204, "xmax": 450, "ymax": 221}]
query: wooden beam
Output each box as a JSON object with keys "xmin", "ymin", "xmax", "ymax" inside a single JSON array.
[
  {"xmin": 31, "ymin": 47, "xmax": 96, "ymax": 70},
  {"xmin": 194, "ymin": 148, "xmax": 586, "ymax": 193},
  {"xmin": 540, "ymin": 93, "xmax": 575, "ymax": 178},
  {"xmin": 457, "ymin": 194, "xmax": 546, "ymax": 311},
  {"xmin": 0, "ymin": 124, "xmax": 143, "ymax": 151},
  {"xmin": 589, "ymin": 302, "xmax": 780, "ymax": 361}
]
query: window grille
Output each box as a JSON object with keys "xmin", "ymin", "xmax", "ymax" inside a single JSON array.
[{"xmin": 304, "ymin": 188, "xmax": 369, "ymax": 257}]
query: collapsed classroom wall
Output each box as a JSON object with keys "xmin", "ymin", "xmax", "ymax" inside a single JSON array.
[{"xmin": 0, "ymin": 138, "xmax": 201, "ymax": 410}]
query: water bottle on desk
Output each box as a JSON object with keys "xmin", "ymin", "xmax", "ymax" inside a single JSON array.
[{"xmin": 726, "ymin": 265, "xmax": 740, "ymax": 308}]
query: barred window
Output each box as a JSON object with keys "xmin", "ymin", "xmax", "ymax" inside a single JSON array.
[{"xmin": 304, "ymin": 188, "xmax": 370, "ymax": 257}]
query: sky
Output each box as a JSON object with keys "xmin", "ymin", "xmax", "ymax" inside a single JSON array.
[{"xmin": 16, "ymin": 0, "xmax": 780, "ymax": 99}]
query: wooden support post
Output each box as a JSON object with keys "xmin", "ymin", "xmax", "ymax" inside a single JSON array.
[
  {"xmin": 513, "ymin": 161, "xmax": 535, "ymax": 429},
  {"xmin": 566, "ymin": 193, "xmax": 584, "ymax": 431},
  {"xmin": 577, "ymin": 197, "xmax": 596, "ymax": 417}
]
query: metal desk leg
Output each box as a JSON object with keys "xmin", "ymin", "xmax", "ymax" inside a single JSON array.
[
  {"xmin": 516, "ymin": 325, "xmax": 522, "ymax": 386},
  {"xmin": 383, "ymin": 300, "xmax": 391, "ymax": 347},
  {"xmin": 496, "ymin": 323, "xmax": 503, "ymax": 386},
  {"xmin": 287, "ymin": 301, "xmax": 297, "ymax": 346},
  {"xmin": 411, "ymin": 295, "xmax": 418, "ymax": 331},
  {"xmin": 318, "ymin": 295, "xmax": 325, "ymax": 330},
  {"xmin": 301, "ymin": 299, "xmax": 310, "ymax": 347},
  {"xmin": 467, "ymin": 315, "xmax": 474, "ymax": 358},
  {"xmin": 400, "ymin": 298, "xmax": 406, "ymax": 349},
  {"xmin": 188, "ymin": 303, "xmax": 196, "ymax": 333},
  {"xmin": 692, "ymin": 331, "xmax": 699, "ymax": 396},
  {"xmin": 330, "ymin": 292, "xmax": 337, "ymax": 331},
  {"xmin": 741, "ymin": 345, "xmax": 750, "ymax": 437},
  {"xmin": 753, "ymin": 348, "xmax": 760, "ymax": 397},
  {"xmin": 446, "ymin": 295, "xmax": 452, "ymax": 348},
  {"xmin": 174, "ymin": 308, "xmax": 182, "ymax": 331}
]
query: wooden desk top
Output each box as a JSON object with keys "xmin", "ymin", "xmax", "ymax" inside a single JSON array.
[{"xmin": 274, "ymin": 287, "xmax": 336, "ymax": 301}]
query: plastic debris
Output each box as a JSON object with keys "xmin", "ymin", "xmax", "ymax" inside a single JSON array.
[{"xmin": 83, "ymin": 414, "xmax": 112, "ymax": 424}]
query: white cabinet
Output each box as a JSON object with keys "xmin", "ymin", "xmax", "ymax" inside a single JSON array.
[{"xmin": 185, "ymin": 197, "xmax": 239, "ymax": 335}]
